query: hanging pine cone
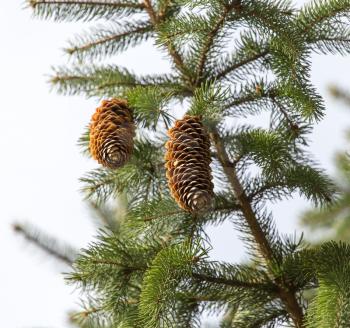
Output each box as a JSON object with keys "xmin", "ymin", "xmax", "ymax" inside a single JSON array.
[
  {"xmin": 165, "ymin": 115, "xmax": 214, "ymax": 213},
  {"xmin": 89, "ymin": 99, "xmax": 135, "ymax": 169}
]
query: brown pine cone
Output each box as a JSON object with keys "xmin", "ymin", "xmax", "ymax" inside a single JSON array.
[
  {"xmin": 165, "ymin": 115, "xmax": 214, "ymax": 213},
  {"xmin": 89, "ymin": 99, "xmax": 135, "ymax": 169}
]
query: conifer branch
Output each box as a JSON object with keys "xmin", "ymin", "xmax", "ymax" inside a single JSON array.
[
  {"xmin": 30, "ymin": 0, "xmax": 144, "ymax": 9},
  {"xmin": 141, "ymin": 3, "xmax": 306, "ymax": 324},
  {"xmin": 73, "ymin": 306, "xmax": 102, "ymax": 318},
  {"xmin": 314, "ymin": 36, "xmax": 350, "ymax": 43},
  {"xmin": 142, "ymin": 210, "xmax": 184, "ymax": 222},
  {"xmin": 210, "ymin": 130, "xmax": 275, "ymax": 262},
  {"xmin": 300, "ymin": 3, "xmax": 350, "ymax": 34},
  {"xmin": 142, "ymin": 203, "xmax": 240, "ymax": 222},
  {"xmin": 248, "ymin": 183, "xmax": 280, "ymax": 202},
  {"xmin": 195, "ymin": 1, "xmax": 240, "ymax": 84},
  {"xmin": 13, "ymin": 222, "xmax": 76, "ymax": 266},
  {"xmin": 192, "ymin": 272, "xmax": 276, "ymax": 290},
  {"xmin": 142, "ymin": 0, "xmax": 191, "ymax": 82},
  {"xmin": 143, "ymin": 0, "xmax": 157, "ymax": 23},
  {"xmin": 214, "ymin": 49, "xmax": 269, "ymax": 81},
  {"xmin": 90, "ymin": 258, "xmax": 146, "ymax": 271},
  {"xmin": 271, "ymin": 97, "xmax": 296, "ymax": 129},
  {"xmin": 185, "ymin": 294, "xmax": 222, "ymax": 302},
  {"xmin": 66, "ymin": 23, "xmax": 152, "ymax": 59},
  {"xmin": 224, "ymin": 92, "xmax": 269, "ymax": 111},
  {"xmin": 209, "ymin": 129, "xmax": 305, "ymax": 327},
  {"xmin": 29, "ymin": 0, "xmax": 145, "ymax": 21}
]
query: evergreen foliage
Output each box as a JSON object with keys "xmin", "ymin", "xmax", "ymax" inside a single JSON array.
[
  {"xmin": 13, "ymin": 222, "xmax": 78, "ymax": 265},
  {"xmin": 301, "ymin": 86, "xmax": 350, "ymax": 243},
  {"xmin": 27, "ymin": 0, "xmax": 350, "ymax": 327}
]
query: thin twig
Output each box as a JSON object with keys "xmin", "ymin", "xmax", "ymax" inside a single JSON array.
[
  {"xmin": 66, "ymin": 25, "xmax": 152, "ymax": 56},
  {"xmin": 90, "ymin": 258, "xmax": 146, "ymax": 271},
  {"xmin": 143, "ymin": 0, "xmax": 191, "ymax": 81},
  {"xmin": 301, "ymin": 6, "xmax": 346, "ymax": 34},
  {"xmin": 193, "ymin": 272, "xmax": 277, "ymax": 291},
  {"xmin": 13, "ymin": 223, "xmax": 76, "ymax": 265},
  {"xmin": 214, "ymin": 49, "xmax": 269, "ymax": 81},
  {"xmin": 196, "ymin": 2, "xmax": 240, "ymax": 84},
  {"xmin": 30, "ymin": 0, "xmax": 145, "ymax": 10}
]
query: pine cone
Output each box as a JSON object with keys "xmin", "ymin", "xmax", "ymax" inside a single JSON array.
[
  {"xmin": 165, "ymin": 115, "xmax": 214, "ymax": 213},
  {"xmin": 89, "ymin": 99, "xmax": 135, "ymax": 169}
]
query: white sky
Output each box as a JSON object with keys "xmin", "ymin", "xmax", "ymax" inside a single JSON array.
[{"xmin": 0, "ymin": 1, "xmax": 350, "ymax": 327}]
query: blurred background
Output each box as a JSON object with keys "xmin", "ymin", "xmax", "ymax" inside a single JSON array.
[{"xmin": 0, "ymin": 0, "xmax": 350, "ymax": 327}]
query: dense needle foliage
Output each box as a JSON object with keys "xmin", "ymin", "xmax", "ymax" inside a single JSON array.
[{"xmin": 27, "ymin": 0, "xmax": 350, "ymax": 327}]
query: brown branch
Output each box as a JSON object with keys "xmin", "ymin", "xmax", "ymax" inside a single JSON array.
[
  {"xmin": 271, "ymin": 98, "xmax": 296, "ymax": 129},
  {"xmin": 247, "ymin": 183, "xmax": 280, "ymax": 202},
  {"xmin": 51, "ymin": 75, "xmax": 143, "ymax": 88},
  {"xmin": 66, "ymin": 25, "xmax": 152, "ymax": 55},
  {"xmin": 196, "ymin": 2, "xmax": 240, "ymax": 84},
  {"xmin": 193, "ymin": 272, "xmax": 277, "ymax": 291},
  {"xmin": 210, "ymin": 129, "xmax": 275, "ymax": 261},
  {"xmin": 90, "ymin": 258, "xmax": 146, "ymax": 271},
  {"xmin": 224, "ymin": 93, "xmax": 265, "ymax": 110},
  {"xmin": 143, "ymin": 0, "xmax": 157, "ymax": 23},
  {"xmin": 51, "ymin": 75, "xmax": 90, "ymax": 83},
  {"xmin": 301, "ymin": 6, "xmax": 348, "ymax": 34},
  {"xmin": 143, "ymin": 0, "xmax": 192, "ymax": 82},
  {"xmin": 209, "ymin": 128, "xmax": 304, "ymax": 327},
  {"xmin": 96, "ymin": 81, "xmax": 162, "ymax": 89},
  {"xmin": 223, "ymin": 86, "xmax": 280, "ymax": 113},
  {"xmin": 214, "ymin": 49, "xmax": 269, "ymax": 81},
  {"xmin": 75, "ymin": 306, "xmax": 102, "ymax": 318},
  {"xmin": 30, "ymin": 0, "xmax": 145, "ymax": 10}
]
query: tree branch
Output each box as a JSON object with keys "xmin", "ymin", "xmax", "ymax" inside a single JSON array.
[
  {"xmin": 196, "ymin": 2, "xmax": 239, "ymax": 84},
  {"xmin": 301, "ymin": 6, "xmax": 349, "ymax": 34},
  {"xmin": 143, "ymin": 0, "xmax": 157, "ymax": 23},
  {"xmin": 208, "ymin": 129, "xmax": 305, "ymax": 327},
  {"xmin": 271, "ymin": 97, "xmax": 297, "ymax": 129},
  {"xmin": 90, "ymin": 258, "xmax": 146, "ymax": 271},
  {"xmin": 143, "ymin": 203, "xmax": 240, "ymax": 222},
  {"xmin": 209, "ymin": 129, "xmax": 275, "ymax": 261},
  {"xmin": 13, "ymin": 223, "xmax": 76, "ymax": 266},
  {"xmin": 214, "ymin": 49, "xmax": 269, "ymax": 81},
  {"xmin": 192, "ymin": 272, "xmax": 277, "ymax": 291},
  {"xmin": 29, "ymin": 0, "xmax": 145, "ymax": 10},
  {"xmin": 142, "ymin": 0, "xmax": 192, "ymax": 83},
  {"xmin": 224, "ymin": 92, "xmax": 268, "ymax": 111},
  {"xmin": 66, "ymin": 25, "xmax": 152, "ymax": 56}
]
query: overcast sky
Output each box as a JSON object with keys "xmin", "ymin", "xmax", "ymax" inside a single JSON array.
[{"xmin": 0, "ymin": 1, "xmax": 350, "ymax": 327}]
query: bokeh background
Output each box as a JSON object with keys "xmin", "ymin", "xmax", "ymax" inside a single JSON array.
[{"xmin": 0, "ymin": 0, "xmax": 349, "ymax": 326}]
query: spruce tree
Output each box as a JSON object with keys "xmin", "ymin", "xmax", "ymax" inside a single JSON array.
[{"xmin": 27, "ymin": 0, "xmax": 350, "ymax": 327}]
